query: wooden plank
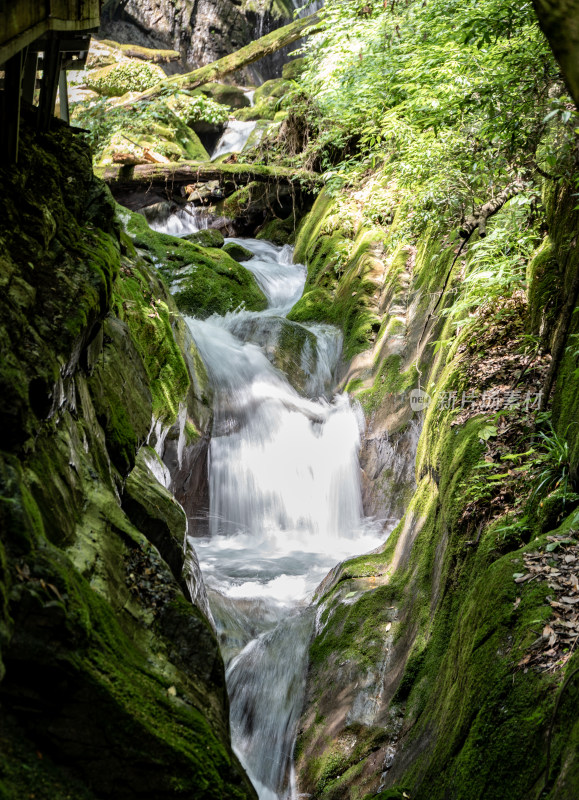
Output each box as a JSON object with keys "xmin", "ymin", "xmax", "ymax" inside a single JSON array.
[{"xmin": 0, "ymin": 0, "xmax": 100, "ymax": 64}]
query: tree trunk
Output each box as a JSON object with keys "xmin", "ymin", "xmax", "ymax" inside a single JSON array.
[
  {"xmin": 532, "ymin": 1, "xmax": 579, "ymax": 107},
  {"xmin": 102, "ymin": 160, "xmax": 321, "ymax": 191}
]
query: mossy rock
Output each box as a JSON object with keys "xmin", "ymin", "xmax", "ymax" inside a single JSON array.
[
  {"xmin": 254, "ymin": 78, "xmax": 292, "ymax": 103},
  {"xmin": 184, "ymin": 229, "xmax": 225, "ymax": 248},
  {"xmin": 89, "ymin": 101, "xmax": 210, "ymax": 165},
  {"xmin": 172, "ymin": 249, "xmax": 267, "ymax": 317},
  {"xmin": 282, "ymin": 57, "xmax": 306, "ymax": 81},
  {"xmin": 526, "ymin": 235, "xmax": 561, "ymax": 339},
  {"xmin": 118, "ymin": 206, "xmax": 267, "ymax": 317},
  {"xmin": 223, "ymin": 241, "xmax": 254, "ymax": 261},
  {"xmin": 244, "ymin": 119, "xmax": 271, "ymax": 149},
  {"xmin": 213, "ymin": 182, "xmax": 269, "ymax": 219},
  {"xmin": 0, "ymin": 115, "xmax": 255, "ymax": 799},
  {"xmin": 257, "ymin": 215, "xmax": 296, "ymax": 246},
  {"xmin": 123, "ymin": 447, "xmax": 187, "ymax": 580},
  {"xmin": 85, "ymin": 59, "xmax": 166, "ymax": 96},
  {"xmin": 235, "ymin": 101, "xmax": 277, "ymax": 122},
  {"xmin": 225, "ymin": 315, "xmax": 319, "ymax": 393},
  {"xmin": 197, "ymin": 82, "xmax": 250, "ymax": 109}
]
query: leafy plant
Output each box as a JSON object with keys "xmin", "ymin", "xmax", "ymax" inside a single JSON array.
[
  {"xmin": 441, "ymin": 197, "xmax": 538, "ymax": 329},
  {"xmin": 85, "ymin": 59, "xmax": 166, "ymax": 97},
  {"xmin": 530, "ymin": 422, "xmax": 576, "ymax": 507}
]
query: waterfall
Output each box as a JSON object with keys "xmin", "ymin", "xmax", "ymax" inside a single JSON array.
[
  {"xmin": 185, "ymin": 238, "xmax": 382, "ymax": 799},
  {"xmin": 211, "ymin": 120, "xmax": 258, "ymax": 161},
  {"xmin": 146, "ymin": 204, "xmax": 211, "ymax": 236}
]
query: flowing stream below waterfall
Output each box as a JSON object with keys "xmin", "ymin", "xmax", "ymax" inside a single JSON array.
[{"xmin": 160, "ymin": 229, "xmax": 383, "ymax": 799}]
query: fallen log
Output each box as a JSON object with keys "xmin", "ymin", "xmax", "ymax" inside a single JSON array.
[
  {"xmin": 97, "ymin": 39, "xmax": 181, "ymax": 64},
  {"xmin": 117, "ymin": 12, "xmax": 322, "ymax": 108},
  {"xmin": 102, "ymin": 160, "xmax": 322, "ymax": 193}
]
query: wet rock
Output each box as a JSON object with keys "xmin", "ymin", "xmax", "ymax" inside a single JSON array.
[
  {"xmin": 223, "ymin": 241, "xmax": 254, "ymax": 261},
  {"xmin": 183, "ymin": 228, "xmax": 225, "ymax": 248}
]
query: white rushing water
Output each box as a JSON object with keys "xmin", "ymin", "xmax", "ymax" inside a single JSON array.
[
  {"xmin": 211, "ymin": 120, "xmax": 258, "ymax": 161},
  {"xmin": 184, "ymin": 238, "xmax": 383, "ymax": 799},
  {"xmin": 146, "ymin": 204, "xmax": 211, "ymax": 237}
]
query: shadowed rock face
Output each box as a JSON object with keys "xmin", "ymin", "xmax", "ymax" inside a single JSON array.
[
  {"xmin": 101, "ymin": 0, "xmax": 295, "ymax": 79},
  {"xmin": 0, "ymin": 115, "xmax": 256, "ymax": 800}
]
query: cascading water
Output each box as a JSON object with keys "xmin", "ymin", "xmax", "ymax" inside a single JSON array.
[
  {"xmin": 183, "ymin": 238, "xmax": 383, "ymax": 799},
  {"xmin": 146, "ymin": 204, "xmax": 211, "ymax": 236},
  {"xmin": 211, "ymin": 120, "xmax": 258, "ymax": 161}
]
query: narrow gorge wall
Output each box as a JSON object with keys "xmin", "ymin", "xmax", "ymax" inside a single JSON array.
[
  {"xmin": 289, "ymin": 184, "xmax": 579, "ymax": 800},
  {"xmin": 101, "ymin": 0, "xmax": 296, "ymax": 78},
  {"xmin": 0, "ymin": 117, "xmax": 257, "ymax": 800}
]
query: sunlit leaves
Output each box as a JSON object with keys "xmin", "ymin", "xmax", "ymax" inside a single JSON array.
[{"xmin": 296, "ymin": 0, "xmax": 565, "ymax": 232}]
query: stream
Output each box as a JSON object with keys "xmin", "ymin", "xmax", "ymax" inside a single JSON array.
[{"xmin": 155, "ymin": 215, "xmax": 382, "ymax": 798}]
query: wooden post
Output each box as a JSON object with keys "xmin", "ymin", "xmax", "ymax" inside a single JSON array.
[
  {"xmin": 58, "ymin": 68, "xmax": 69, "ymax": 122},
  {"xmin": 37, "ymin": 37, "xmax": 62, "ymax": 131},
  {"xmin": 22, "ymin": 49, "xmax": 38, "ymax": 104},
  {"xmin": 1, "ymin": 50, "xmax": 24, "ymax": 163}
]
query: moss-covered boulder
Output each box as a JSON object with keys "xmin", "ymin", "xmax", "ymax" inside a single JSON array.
[
  {"xmin": 235, "ymin": 102, "xmax": 278, "ymax": 122},
  {"xmin": 71, "ymin": 99, "xmax": 211, "ymax": 166},
  {"xmin": 184, "ymin": 229, "xmax": 225, "ymax": 248},
  {"xmin": 85, "ymin": 59, "xmax": 166, "ymax": 97},
  {"xmin": 282, "ymin": 57, "xmax": 306, "ymax": 81},
  {"xmin": 197, "ymin": 82, "xmax": 251, "ymax": 109},
  {"xmin": 0, "ymin": 115, "xmax": 255, "ymax": 800},
  {"xmin": 254, "ymin": 78, "xmax": 292, "ymax": 103},
  {"xmin": 119, "ymin": 208, "xmax": 267, "ymax": 317},
  {"xmin": 226, "ymin": 315, "xmax": 320, "ymax": 393},
  {"xmin": 223, "ymin": 241, "xmax": 254, "ymax": 261},
  {"xmin": 172, "ymin": 249, "xmax": 267, "ymax": 317},
  {"xmin": 257, "ymin": 215, "xmax": 296, "ymax": 245}
]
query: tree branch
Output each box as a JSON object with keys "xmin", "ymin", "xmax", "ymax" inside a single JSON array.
[{"xmin": 459, "ymin": 179, "xmax": 526, "ymax": 239}]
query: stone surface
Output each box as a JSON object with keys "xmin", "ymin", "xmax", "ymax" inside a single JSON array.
[{"xmin": 0, "ymin": 115, "xmax": 256, "ymax": 799}]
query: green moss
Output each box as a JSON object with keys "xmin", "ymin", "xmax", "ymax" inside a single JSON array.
[
  {"xmin": 257, "ymin": 214, "xmax": 296, "ymax": 245},
  {"xmin": 235, "ymin": 101, "xmax": 278, "ymax": 121},
  {"xmin": 223, "ymin": 241, "xmax": 254, "ymax": 261},
  {"xmin": 85, "ymin": 60, "xmax": 166, "ymax": 97},
  {"xmin": 526, "ymin": 235, "xmax": 561, "ymax": 338},
  {"xmin": 288, "ymin": 223, "xmax": 384, "ymax": 358},
  {"xmin": 215, "ymin": 182, "xmax": 268, "ymax": 218},
  {"xmin": 184, "ymin": 229, "xmax": 225, "ymax": 248},
  {"xmin": 118, "ymin": 206, "xmax": 267, "ymax": 317},
  {"xmin": 0, "ymin": 115, "xmax": 255, "ymax": 799},
  {"xmin": 197, "ymin": 82, "xmax": 250, "ymax": 109},
  {"xmin": 282, "ymin": 57, "xmax": 307, "ymax": 81},
  {"xmin": 254, "ymin": 78, "xmax": 293, "ymax": 104},
  {"xmin": 111, "ymin": 254, "xmax": 191, "ymax": 423}
]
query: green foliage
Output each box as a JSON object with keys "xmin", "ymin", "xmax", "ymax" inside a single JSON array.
[
  {"xmin": 85, "ymin": 59, "xmax": 166, "ymax": 97},
  {"xmin": 442, "ymin": 197, "xmax": 539, "ymax": 329},
  {"xmin": 531, "ymin": 422, "xmax": 577, "ymax": 507},
  {"xmin": 72, "ymin": 96, "xmax": 211, "ymax": 163},
  {"xmin": 286, "ymin": 0, "xmax": 573, "ymax": 236},
  {"xmin": 167, "ymin": 91, "xmax": 230, "ymax": 124}
]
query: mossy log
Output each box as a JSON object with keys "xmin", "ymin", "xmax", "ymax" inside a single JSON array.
[
  {"xmin": 98, "ymin": 38, "xmax": 181, "ymax": 64},
  {"xmin": 118, "ymin": 12, "xmax": 322, "ymax": 107},
  {"xmin": 103, "ymin": 160, "xmax": 321, "ymax": 193}
]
